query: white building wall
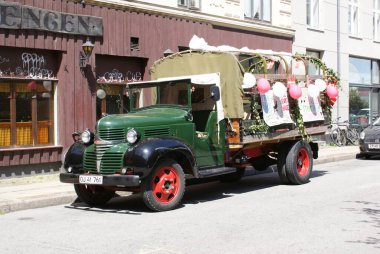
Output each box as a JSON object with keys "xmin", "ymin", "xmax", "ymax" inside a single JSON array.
[{"xmin": 293, "ymin": 0, "xmax": 380, "ymax": 122}]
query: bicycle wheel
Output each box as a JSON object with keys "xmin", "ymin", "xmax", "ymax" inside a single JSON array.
[
  {"xmin": 346, "ymin": 128, "xmax": 359, "ymax": 145},
  {"xmin": 330, "ymin": 128, "xmax": 345, "ymax": 146}
]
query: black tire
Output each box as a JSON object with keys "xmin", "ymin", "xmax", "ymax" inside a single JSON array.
[
  {"xmin": 74, "ymin": 184, "xmax": 115, "ymax": 206},
  {"xmin": 284, "ymin": 141, "xmax": 313, "ymax": 185},
  {"xmin": 277, "ymin": 142, "xmax": 292, "ymax": 184},
  {"xmin": 142, "ymin": 159, "xmax": 185, "ymax": 212},
  {"xmin": 219, "ymin": 168, "xmax": 245, "ymax": 183}
]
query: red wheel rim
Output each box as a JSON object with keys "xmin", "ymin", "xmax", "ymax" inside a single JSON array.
[
  {"xmin": 297, "ymin": 148, "xmax": 310, "ymax": 177},
  {"xmin": 152, "ymin": 166, "xmax": 180, "ymax": 204}
]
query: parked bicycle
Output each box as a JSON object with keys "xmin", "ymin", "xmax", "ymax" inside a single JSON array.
[{"xmin": 328, "ymin": 117, "xmax": 361, "ymax": 146}]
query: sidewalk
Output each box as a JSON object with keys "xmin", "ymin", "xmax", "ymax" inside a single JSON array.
[{"xmin": 0, "ymin": 145, "xmax": 360, "ymax": 214}]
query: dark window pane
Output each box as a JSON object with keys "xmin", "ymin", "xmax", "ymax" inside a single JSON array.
[
  {"xmin": 0, "ymin": 83, "xmax": 11, "ymax": 146},
  {"xmin": 349, "ymin": 87, "xmax": 370, "ymax": 126},
  {"xmin": 37, "ymin": 83, "xmax": 54, "ymax": 144}
]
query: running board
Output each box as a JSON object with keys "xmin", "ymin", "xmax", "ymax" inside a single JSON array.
[{"xmin": 198, "ymin": 167, "xmax": 236, "ymax": 178}]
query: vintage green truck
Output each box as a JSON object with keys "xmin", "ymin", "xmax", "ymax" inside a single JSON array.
[{"xmin": 60, "ymin": 51, "xmax": 334, "ymax": 211}]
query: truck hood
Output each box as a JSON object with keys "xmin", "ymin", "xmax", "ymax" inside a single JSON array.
[{"xmin": 97, "ymin": 107, "xmax": 189, "ymax": 130}]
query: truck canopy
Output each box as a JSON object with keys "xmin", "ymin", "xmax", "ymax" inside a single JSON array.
[{"xmin": 150, "ymin": 51, "xmax": 245, "ymax": 119}]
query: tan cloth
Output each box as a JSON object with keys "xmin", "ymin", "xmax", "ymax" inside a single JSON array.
[{"xmin": 150, "ymin": 51, "xmax": 245, "ymax": 119}]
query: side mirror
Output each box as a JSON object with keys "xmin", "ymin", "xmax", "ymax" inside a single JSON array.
[{"xmin": 210, "ymin": 85, "xmax": 220, "ymax": 101}]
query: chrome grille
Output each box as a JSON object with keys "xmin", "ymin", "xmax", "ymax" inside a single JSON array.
[
  {"xmin": 144, "ymin": 128, "xmax": 170, "ymax": 138},
  {"xmin": 98, "ymin": 128, "xmax": 125, "ymax": 141},
  {"xmin": 100, "ymin": 152, "xmax": 124, "ymax": 174},
  {"xmin": 95, "ymin": 144, "xmax": 113, "ymax": 171},
  {"xmin": 83, "ymin": 150, "xmax": 96, "ymax": 173}
]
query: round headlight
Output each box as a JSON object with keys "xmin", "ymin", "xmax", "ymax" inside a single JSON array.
[
  {"xmin": 81, "ymin": 129, "xmax": 92, "ymax": 144},
  {"xmin": 359, "ymin": 131, "xmax": 365, "ymax": 140},
  {"xmin": 126, "ymin": 128, "xmax": 138, "ymax": 144}
]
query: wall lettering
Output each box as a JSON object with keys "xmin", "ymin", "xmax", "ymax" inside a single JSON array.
[
  {"xmin": 97, "ymin": 69, "xmax": 142, "ymax": 83},
  {"xmin": 0, "ymin": 2, "xmax": 103, "ymax": 36}
]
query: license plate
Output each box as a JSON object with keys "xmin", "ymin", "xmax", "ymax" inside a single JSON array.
[
  {"xmin": 368, "ymin": 144, "xmax": 380, "ymax": 149},
  {"xmin": 79, "ymin": 175, "xmax": 103, "ymax": 185}
]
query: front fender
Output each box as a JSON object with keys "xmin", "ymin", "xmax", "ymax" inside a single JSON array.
[
  {"xmin": 63, "ymin": 142, "xmax": 87, "ymax": 170},
  {"xmin": 124, "ymin": 138, "xmax": 196, "ymax": 177}
]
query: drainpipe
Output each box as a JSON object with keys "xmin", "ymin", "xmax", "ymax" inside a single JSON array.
[{"xmin": 337, "ymin": 0, "xmax": 341, "ymax": 120}]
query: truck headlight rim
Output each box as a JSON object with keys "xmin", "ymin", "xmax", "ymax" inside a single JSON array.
[
  {"xmin": 81, "ymin": 129, "xmax": 92, "ymax": 144},
  {"xmin": 359, "ymin": 131, "xmax": 365, "ymax": 140},
  {"xmin": 127, "ymin": 128, "xmax": 139, "ymax": 144}
]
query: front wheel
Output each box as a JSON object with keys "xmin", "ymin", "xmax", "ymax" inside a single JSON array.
[
  {"xmin": 74, "ymin": 184, "xmax": 115, "ymax": 206},
  {"xmin": 284, "ymin": 141, "xmax": 313, "ymax": 185},
  {"xmin": 142, "ymin": 159, "xmax": 185, "ymax": 212}
]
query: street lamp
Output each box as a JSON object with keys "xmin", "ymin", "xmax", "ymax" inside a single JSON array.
[{"xmin": 79, "ymin": 37, "xmax": 95, "ymax": 68}]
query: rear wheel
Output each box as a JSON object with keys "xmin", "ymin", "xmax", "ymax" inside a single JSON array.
[
  {"xmin": 277, "ymin": 142, "xmax": 292, "ymax": 184},
  {"xmin": 74, "ymin": 184, "xmax": 115, "ymax": 206},
  {"xmin": 142, "ymin": 159, "xmax": 185, "ymax": 212},
  {"xmin": 284, "ymin": 141, "xmax": 313, "ymax": 185}
]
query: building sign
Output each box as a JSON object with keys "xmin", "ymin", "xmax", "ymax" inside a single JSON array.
[
  {"xmin": 298, "ymin": 87, "xmax": 324, "ymax": 122},
  {"xmin": 260, "ymin": 90, "xmax": 294, "ymax": 126},
  {"xmin": 0, "ymin": 2, "xmax": 103, "ymax": 36}
]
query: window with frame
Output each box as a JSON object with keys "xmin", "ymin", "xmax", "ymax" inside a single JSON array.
[
  {"xmin": 348, "ymin": 0, "xmax": 359, "ymax": 36},
  {"xmin": 307, "ymin": 0, "xmax": 319, "ymax": 28},
  {"xmin": 178, "ymin": 0, "xmax": 200, "ymax": 10},
  {"xmin": 96, "ymin": 85, "xmax": 130, "ymax": 120},
  {"xmin": 244, "ymin": 0, "xmax": 271, "ymax": 22},
  {"xmin": 349, "ymin": 57, "xmax": 380, "ymax": 125},
  {"xmin": 306, "ymin": 50, "xmax": 321, "ymax": 75},
  {"xmin": 374, "ymin": 0, "xmax": 380, "ymax": 41},
  {"xmin": 0, "ymin": 81, "xmax": 55, "ymax": 147}
]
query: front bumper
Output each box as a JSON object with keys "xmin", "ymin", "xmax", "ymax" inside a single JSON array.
[{"xmin": 60, "ymin": 173, "xmax": 140, "ymax": 187}]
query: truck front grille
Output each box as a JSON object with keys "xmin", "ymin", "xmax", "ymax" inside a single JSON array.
[
  {"xmin": 100, "ymin": 152, "xmax": 124, "ymax": 174},
  {"xmin": 83, "ymin": 150, "xmax": 97, "ymax": 173},
  {"xmin": 99, "ymin": 128, "xmax": 125, "ymax": 141},
  {"xmin": 144, "ymin": 128, "xmax": 170, "ymax": 138}
]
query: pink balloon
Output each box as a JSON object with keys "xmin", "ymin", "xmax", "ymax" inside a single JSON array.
[
  {"xmin": 257, "ymin": 78, "xmax": 270, "ymax": 94},
  {"xmin": 326, "ymin": 85, "xmax": 339, "ymax": 99},
  {"xmin": 289, "ymin": 84, "xmax": 302, "ymax": 99}
]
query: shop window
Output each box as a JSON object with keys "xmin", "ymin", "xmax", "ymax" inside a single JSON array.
[
  {"xmin": 0, "ymin": 81, "xmax": 55, "ymax": 147},
  {"xmin": 306, "ymin": 50, "xmax": 321, "ymax": 75},
  {"xmin": 349, "ymin": 57, "xmax": 371, "ymax": 85},
  {"xmin": 244, "ymin": 0, "xmax": 271, "ymax": 22},
  {"xmin": 348, "ymin": 0, "xmax": 359, "ymax": 36},
  {"xmin": 349, "ymin": 87, "xmax": 370, "ymax": 125},
  {"xmin": 349, "ymin": 57, "xmax": 380, "ymax": 125},
  {"xmin": 307, "ymin": 0, "xmax": 320, "ymax": 28},
  {"xmin": 96, "ymin": 85, "xmax": 130, "ymax": 120}
]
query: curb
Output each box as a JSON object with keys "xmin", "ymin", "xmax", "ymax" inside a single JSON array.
[{"xmin": 0, "ymin": 194, "xmax": 77, "ymax": 214}]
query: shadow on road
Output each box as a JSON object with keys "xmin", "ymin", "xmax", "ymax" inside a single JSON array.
[
  {"xmin": 343, "ymin": 201, "xmax": 380, "ymax": 249},
  {"xmin": 65, "ymin": 169, "xmax": 329, "ymax": 214}
]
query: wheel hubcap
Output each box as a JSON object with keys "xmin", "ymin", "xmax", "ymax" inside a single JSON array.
[
  {"xmin": 152, "ymin": 166, "xmax": 180, "ymax": 203},
  {"xmin": 297, "ymin": 148, "xmax": 310, "ymax": 177}
]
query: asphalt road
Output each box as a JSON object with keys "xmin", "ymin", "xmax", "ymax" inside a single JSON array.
[{"xmin": 0, "ymin": 158, "xmax": 379, "ymax": 254}]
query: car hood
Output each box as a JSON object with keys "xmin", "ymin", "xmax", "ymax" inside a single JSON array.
[
  {"xmin": 97, "ymin": 107, "xmax": 188, "ymax": 130},
  {"xmin": 364, "ymin": 125, "xmax": 380, "ymax": 138}
]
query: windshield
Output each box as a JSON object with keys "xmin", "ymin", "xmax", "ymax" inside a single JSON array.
[{"xmin": 130, "ymin": 81, "xmax": 190, "ymax": 110}]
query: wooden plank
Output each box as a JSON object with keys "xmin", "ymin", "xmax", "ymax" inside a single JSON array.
[
  {"xmin": 240, "ymin": 125, "xmax": 328, "ymax": 145},
  {"xmin": 5, "ymin": 29, "xmax": 16, "ymax": 47},
  {"xmin": 41, "ymin": 149, "xmax": 50, "ymax": 163},
  {"xmin": 9, "ymin": 150, "xmax": 20, "ymax": 166},
  {"xmin": 0, "ymin": 152, "xmax": 10, "ymax": 167},
  {"xmin": 20, "ymin": 150, "xmax": 30, "ymax": 165}
]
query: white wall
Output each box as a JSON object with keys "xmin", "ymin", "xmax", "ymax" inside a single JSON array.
[{"xmin": 292, "ymin": 0, "xmax": 380, "ymax": 122}]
